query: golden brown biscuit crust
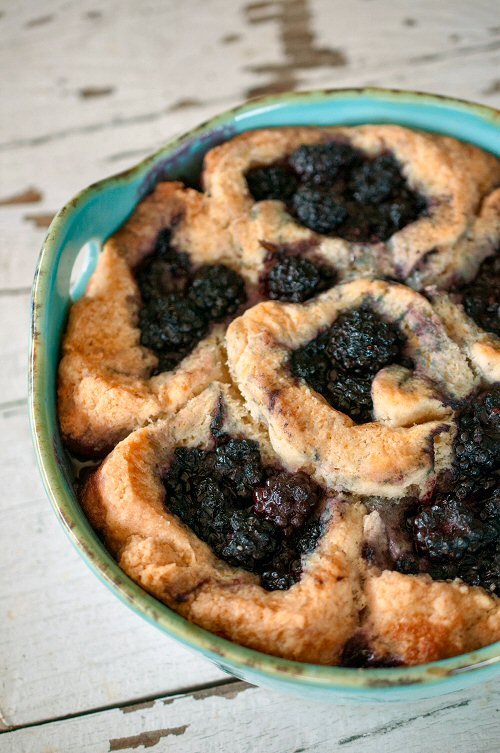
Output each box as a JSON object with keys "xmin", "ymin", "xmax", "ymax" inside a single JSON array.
[
  {"xmin": 82, "ymin": 384, "xmax": 500, "ymax": 666},
  {"xmin": 82, "ymin": 384, "xmax": 364, "ymax": 663},
  {"xmin": 431, "ymin": 289, "xmax": 500, "ymax": 384},
  {"xmin": 58, "ymin": 182, "xmax": 240, "ymax": 456},
  {"xmin": 226, "ymin": 278, "xmax": 478, "ymax": 497},
  {"xmin": 204, "ymin": 126, "xmax": 500, "ymax": 288},
  {"xmin": 360, "ymin": 570, "xmax": 500, "ymax": 665},
  {"xmin": 60, "ymin": 127, "xmax": 500, "ymax": 666}
]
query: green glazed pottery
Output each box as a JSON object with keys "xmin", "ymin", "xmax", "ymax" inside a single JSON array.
[{"xmin": 29, "ymin": 88, "xmax": 500, "ymax": 702}]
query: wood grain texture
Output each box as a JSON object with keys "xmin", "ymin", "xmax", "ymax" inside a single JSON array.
[
  {"xmin": 0, "ymin": 0, "xmax": 499, "ymax": 288},
  {"xmin": 0, "ymin": 410, "xmax": 225, "ymax": 729},
  {"xmin": 0, "ymin": 0, "xmax": 499, "ymax": 749},
  {"xmin": 2, "ymin": 678, "xmax": 500, "ymax": 753}
]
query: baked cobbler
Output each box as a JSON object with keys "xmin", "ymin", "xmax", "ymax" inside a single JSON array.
[{"xmin": 59, "ymin": 125, "xmax": 500, "ymax": 666}]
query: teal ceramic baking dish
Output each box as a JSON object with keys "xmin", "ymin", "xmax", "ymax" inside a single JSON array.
[{"xmin": 29, "ymin": 88, "xmax": 500, "ymax": 702}]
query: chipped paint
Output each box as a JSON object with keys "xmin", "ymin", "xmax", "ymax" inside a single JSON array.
[
  {"xmin": 120, "ymin": 699, "xmax": 156, "ymax": 715},
  {"xmin": 168, "ymin": 98, "xmax": 204, "ymax": 112},
  {"xmin": 24, "ymin": 212, "xmax": 55, "ymax": 228},
  {"xmin": 191, "ymin": 680, "xmax": 252, "ymax": 701},
  {"xmin": 162, "ymin": 680, "xmax": 251, "ymax": 707},
  {"xmin": 25, "ymin": 14, "xmax": 53, "ymax": 28},
  {"xmin": 0, "ymin": 187, "xmax": 42, "ymax": 205},
  {"xmin": 221, "ymin": 33, "xmax": 241, "ymax": 44},
  {"xmin": 483, "ymin": 79, "xmax": 500, "ymax": 95},
  {"xmin": 109, "ymin": 725, "xmax": 188, "ymax": 751},
  {"xmin": 79, "ymin": 86, "xmax": 115, "ymax": 99},
  {"xmin": 244, "ymin": 0, "xmax": 347, "ymax": 97}
]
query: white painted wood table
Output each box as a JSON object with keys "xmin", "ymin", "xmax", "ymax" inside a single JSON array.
[{"xmin": 1, "ymin": 1, "xmax": 499, "ymax": 750}]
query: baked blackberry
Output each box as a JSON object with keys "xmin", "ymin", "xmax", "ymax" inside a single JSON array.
[
  {"xmin": 265, "ymin": 254, "xmax": 336, "ymax": 303},
  {"xmin": 259, "ymin": 521, "xmax": 324, "ymax": 591},
  {"xmin": 421, "ymin": 483, "xmax": 500, "ymax": 592},
  {"xmin": 296, "ymin": 520, "xmax": 323, "ymax": 554},
  {"xmin": 139, "ymin": 295, "xmax": 208, "ymax": 356},
  {"xmin": 163, "ymin": 439, "xmax": 325, "ymax": 589},
  {"xmin": 404, "ymin": 476, "xmax": 500, "ymax": 592},
  {"xmin": 136, "ymin": 232, "xmax": 247, "ymax": 370},
  {"xmin": 453, "ymin": 387, "xmax": 500, "ymax": 477},
  {"xmin": 222, "ymin": 511, "xmax": 278, "ymax": 569},
  {"xmin": 192, "ymin": 479, "xmax": 235, "ymax": 556},
  {"xmin": 259, "ymin": 569, "xmax": 296, "ymax": 591},
  {"xmin": 164, "ymin": 448, "xmax": 210, "ymax": 531},
  {"xmin": 246, "ymin": 164, "xmax": 297, "ymax": 202},
  {"xmin": 188, "ymin": 264, "xmax": 247, "ymax": 320},
  {"xmin": 324, "ymin": 369, "xmax": 373, "ymax": 424},
  {"xmin": 257, "ymin": 511, "xmax": 324, "ymax": 590},
  {"xmin": 247, "ymin": 141, "xmax": 426, "ymax": 242},
  {"xmin": 265, "ymin": 525, "xmax": 325, "ymax": 591},
  {"xmin": 349, "ymin": 154, "xmax": 404, "ymax": 204},
  {"xmin": 410, "ymin": 497, "xmax": 497, "ymax": 561},
  {"xmin": 288, "ymin": 142, "xmax": 359, "ymax": 184},
  {"xmin": 290, "ymin": 330, "xmax": 330, "ymax": 393},
  {"xmin": 215, "ymin": 438, "xmax": 265, "ymax": 498},
  {"xmin": 387, "ymin": 194, "xmax": 427, "ymax": 232},
  {"xmin": 461, "ymin": 250, "xmax": 500, "ymax": 336},
  {"xmin": 291, "ymin": 307, "xmax": 406, "ymax": 423},
  {"xmin": 340, "ymin": 636, "xmax": 402, "ymax": 668},
  {"xmin": 394, "ymin": 552, "xmax": 421, "ymax": 575},
  {"xmin": 481, "ymin": 389, "xmax": 500, "ymax": 434},
  {"xmin": 260, "ymin": 542, "xmax": 302, "ymax": 591},
  {"xmin": 325, "ymin": 308, "xmax": 403, "ymax": 375},
  {"xmin": 292, "ymin": 187, "xmax": 348, "ymax": 235},
  {"xmin": 457, "ymin": 541, "xmax": 500, "ymax": 593},
  {"xmin": 253, "ymin": 471, "xmax": 323, "ymax": 533},
  {"xmin": 136, "ymin": 230, "xmax": 191, "ymax": 302},
  {"xmin": 170, "ymin": 446, "xmax": 214, "ymax": 477}
]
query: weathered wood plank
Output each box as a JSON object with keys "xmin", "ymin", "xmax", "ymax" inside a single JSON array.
[
  {"xmin": 0, "ymin": 409, "xmax": 225, "ymax": 728},
  {"xmin": 2, "ymin": 676, "xmax": 499, "ymax": 753},
  {"xmin": 1, "ymin": 0, "xmax": 500, "ymax": 748},
  {"xmin": 0, "ymin": 293, "xmax": 31, "ymax": 407},
  {"xmin": 0, "ymin": 0, "xmax": 498, "ymax": 289}
]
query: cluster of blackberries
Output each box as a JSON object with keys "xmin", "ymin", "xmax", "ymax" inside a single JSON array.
[
  {"xmin": 137, "ymin": 229, "xmax": 246, "ymax": 371},
  {"xmin": 460, "ymin": 249, "xmax": 500, "ymax": 336},
  {"xmin": 403, "ymin": 386, "xmax": 500, "ymax": 593},
  {"xmin": 264, "ymin": 253, "xmax": 337, "ymax": 303},
  {"xmin": 291, "ymin": 307, "xmax": 407, "ymax": 423},
  {"xmin": 163, "ymin": 438, "xmax": 324, "ymax": 590},
  {"xmin": 453, "ymin": 389, "xmax": 500, "ymax": 477},
  {"xmin": 246, "ymin": 142, "xmax": 426, "ymax": 243}
]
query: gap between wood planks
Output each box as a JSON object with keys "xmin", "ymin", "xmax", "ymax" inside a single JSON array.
[
  {"xmin": 0, "ymin": 287, "xmax": 32, "ymax": 297},
  {"xmin": 0, "ymin": 398, "xmax": 27, "ymax": 415},
  {"xmin": 0, "ymin": 677, "xmax": 248, "ymax": 735}
]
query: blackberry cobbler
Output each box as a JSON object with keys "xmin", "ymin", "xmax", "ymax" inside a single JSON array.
[{"xmin": 62, "ymin": 125, "xmax": 500, "ymax": 666}]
